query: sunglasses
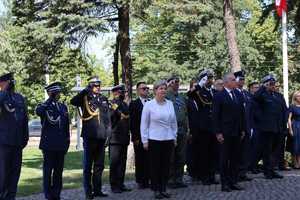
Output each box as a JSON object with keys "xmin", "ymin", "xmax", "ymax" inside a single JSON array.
[{"xmin": 140, "ymin": 87, "xmax": 149, "ymax": 90}]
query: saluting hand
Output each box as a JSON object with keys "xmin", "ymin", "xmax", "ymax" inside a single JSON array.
[{"xmin": 216, "ymin": 133, "xmax": 224, "ymax": 144}]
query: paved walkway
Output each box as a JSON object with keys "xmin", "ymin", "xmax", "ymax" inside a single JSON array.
[{"xmin": 17, "ymin": 170, "xmax": 300, "ymax": 200}]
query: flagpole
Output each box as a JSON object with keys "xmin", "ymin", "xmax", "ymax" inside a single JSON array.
[{"xmin": 282, "ymin": 10, "xmax": 289, "ymax": 105}]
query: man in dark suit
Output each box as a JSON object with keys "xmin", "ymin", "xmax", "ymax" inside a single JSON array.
[
  {"xmin": 212, "ymin": 73, "xmax": 245, "ymax": 192},
  {"xmin": 129, "ymin": 81, "xmax": 150, "ymax": 189},
  {"xmin": 253, "ymin": 75, "xmax": 287, "ymax": 179},
  {"xmin": 109, "ymin": 85, "xmax": 131, "ymax": 193},
  {"xmin": 0, "ymin": 72, "xmax": 29, "ymax": 200},
  {"xmin": 70, "ymin": 76, "xmax": 110, "ymax": 200},
  {"xmin": 187, "ymin": 69, "xmax": 218, "ymax": 185},
  {"xmin": 234, "ymin": 70, "xmax": 252, "ymax": 182},
  {"xmin": 36, "ymin": 82, "xmax": 70, "ymax": 200}
]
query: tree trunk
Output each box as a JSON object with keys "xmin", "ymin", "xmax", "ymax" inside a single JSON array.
[
  {"xmin": 112, "ymin": 34, "xmax": 119, "ymax": 86},
  {"xmin": 118, "ymin": 4, "xmax": 133, "ymax": 98},
  {"xmin": 224, "ymin": 0, "xmax": 241, "ymax": 72}
]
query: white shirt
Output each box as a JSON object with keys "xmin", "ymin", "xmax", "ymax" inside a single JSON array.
[
  {"xmin": 224, "ymin": 87, "xmax": 233, "ymax": 99},
  {"xmin": 139, "ymin": 96, "xmax": 148, "ymax": 106},
  {"xmin": 140, "ymin": 99, "xmax": 178, "ymax": 144}
]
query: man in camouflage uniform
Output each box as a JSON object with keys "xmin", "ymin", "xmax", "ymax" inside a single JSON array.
[{"xmin": 166, "ymin": 76, "xmax": 189, "ymax": 188}]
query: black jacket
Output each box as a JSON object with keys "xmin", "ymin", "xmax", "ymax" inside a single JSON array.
[
  {"xmin": 129, "ymin": 98, "xmax": 144, "ymax": 143},
  {"xmin": 212, "ymin": 89, "xmax": 245, "ymax": 136},
  {"xmin": 109, "ymin": 98, "xmax": 130, "ymax": 145},
  {"xmin": 187, "ymin": 85, "xmax": 216, "ymax": 133},
  {"xmin": 253, "ymin": 86, "xmax": 288, "ymax": 134},
  {"xmin": 0, "ymin": 91, "xmax": 29, "ymax": 148},
  {"xmin": 70, "ymin": 89, "xmax": 110, "ymax": 140},
  {"xmin": 36, "ymin": 98, "xmax": 70, "ymax": 152}
]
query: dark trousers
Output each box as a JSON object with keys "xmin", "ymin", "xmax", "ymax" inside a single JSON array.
[
  {"xmin": 258, "ymin": 132, "xmax": 281, "ymax": 175},
  {"xmin": 249, "ymin": 131, "xmax": 263, "ymax": 170},
  {"xmin": 239, "ymin": 133, "xmax": 252, "ymax": 176},
  {"xmin": 133, "ymin": 143, "xmax": 150, "ymax": 186},
  {"xmin": 192, "ymin": 132, "xmax": 216, "ymax": 181},
  {"xmin": 185, "ymin": 140, "xmax": 193, "ymax": 177},
  {"xmin": 272, "ymin": 134, "xmax": 286, "ymax": 168},
  {"xmin": 83, "ymin": 139, "xmax": 106, "ymax": 195},
  {"xmin": 169, "ymin": 134, "xmax": 187, "ymax": 184},
  {"xmin": 149, "ymin": 140, "xmax": 174, "ymax": 192},
  {"xmin": 109, "ymin": 145, "xmax": 128, "ymax": 190},
  {"xmin": 42, "ymin": 150, "xmax": 65, "ymax": 199},
  {"xmin": 0, "ymin": 145, "xmax": 22, "ymax": 200},
  {"xmin": 219, "ymin": 135, "xmax": 240, "ymax": 187}
]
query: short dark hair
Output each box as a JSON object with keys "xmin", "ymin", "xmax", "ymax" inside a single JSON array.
[
  {"xmin": 248, "ymin": 81, "xmax": 259, "ymax": 89},
  {"xmin": 136, "ymin": 81, "xmax": 146, "ymax": 89}
]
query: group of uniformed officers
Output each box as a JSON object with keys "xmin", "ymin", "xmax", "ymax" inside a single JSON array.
[{"xmin": 0, "ymin": 68, "xmax": 290, "ymax": 200}]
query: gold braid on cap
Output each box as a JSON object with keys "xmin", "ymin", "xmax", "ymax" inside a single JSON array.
[
  {"xmin": 196, "ymin": 91, "xmax": 212, "ymax": 105},
  {"xmin": 78, "ymin": 95, "xmax": 100, "ymax": 121}
]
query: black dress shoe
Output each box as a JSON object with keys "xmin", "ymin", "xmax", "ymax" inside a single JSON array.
[
  {"xmin": 111, "ymin": 188, "xmax": 122, "ymax": 193},
  {"xmin": 94, "ymin": 191, "xmax": 108, "ymax": 197},
  {"xmin": 121, "ymin": 187, "xmax": 132, "ymax": 192},
  {"xmin": 221, "ymin": 185, "xmax": 232, "ymax": 192},
  {"xmin": 160, "ymin": 192, "xmax": 171, "ymax": 198},
  {"xmin": 175, "ymin": 182, "xmax": 188, "ymax": 188},
  {"xmin": 85, "ymin": 193, "xmax": 94, "ymax": 200},
  {"xmin": 272, "ymin": 172, "xmax": 284, "ymax": 179},
  {"xmin": 154, "ymin": 191, "xmax": 164, "ymax": 199},
  {"xmin": 230, "ymin": 184, "xmax": 244, "ymax": 191},
  {"xmin": 239, "ymin": 175, "xmax": 252, "ymax": 182},
  {"xmin": 264, "ymin": 174, "xmax": 273, "ymax": 179},
  {"xmin": 209, "ymin": 179, "xmax": 220, "ymax": 185}
]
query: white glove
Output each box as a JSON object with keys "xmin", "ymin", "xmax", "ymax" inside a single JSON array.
[{"xmin": 198, "ymin": 76, "xmax": 208, "ymax": 87}]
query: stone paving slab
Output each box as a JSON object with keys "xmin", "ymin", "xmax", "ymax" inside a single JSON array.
[{"xmin": 17, "ymin": 170, "xmax": 300, "ymax": 200}]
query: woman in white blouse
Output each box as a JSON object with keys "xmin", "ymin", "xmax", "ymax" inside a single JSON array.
[{"xmin": 140, "ymin": 80, "xmax": 177, "ymax": 199}]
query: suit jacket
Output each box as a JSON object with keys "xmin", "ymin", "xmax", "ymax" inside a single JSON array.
[
  {"xmin": 253, "ymin": 86, "xmax": 288, "ymax": 134},
  {"xmin": 212, "ymin": 89, "xmax": 245, "ymax": 136},
  {"xmin": 36, "ymin": 98, "xmax": 70, "ymax": 152},
  {"xmin": 0, "ymin": 91, "xmax": 29, "ymax": 147},
  {"xmin": 129, "ymin": 98, "xmax": 144, "ymax": 143},
  {"xmin": 235, "ymin": 89, "xmax": 253, "ymax": 135}
]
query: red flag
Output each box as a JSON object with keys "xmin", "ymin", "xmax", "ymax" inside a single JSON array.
[{"xmin": 276, "ymin": 0, "xmax": 287, "ymax": 17}]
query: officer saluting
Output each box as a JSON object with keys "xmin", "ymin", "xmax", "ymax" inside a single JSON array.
[
  {"xmin": 187, "ymin": 69, "xmax": 218, "ymax": 185},
  {"xmin": 36, "ymin": 82, "xmax": 70, "ymax": 200},
  {"xmin": 253, "ymin": 74, "xmax": 287, "ymax": 179},
  {"xmin": 70, "ymin": 76, "xmax": 110, "ymax": 200},
  {"xmin": 0, "ymin": 72, "xmax": 29, "ymax": 200},
  {"xmin": 109, "ymin": 85, "xmax": 131, "ymax": 193}
]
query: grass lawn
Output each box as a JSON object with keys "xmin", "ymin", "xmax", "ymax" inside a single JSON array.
[{"xmin": 18, "ymin": 147, "xmax": 134, "ymax": 197}]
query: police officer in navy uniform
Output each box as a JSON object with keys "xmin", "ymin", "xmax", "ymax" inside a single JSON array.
[
  {"xmin": 0, "ymin": 72, "xmax": 29, "ymax": 200},
  {"xmin": 109, "ymin": 85, "xmax": 131, "ymax": 193},
  {"xmin": 70, "ymin": 76, "xmax": 110, "ymax": 200},
  {"xmin": 253, "ymin": 74, "xmax": 286, "ymax": 179},
  {"xmin": 233, "ymin": 70, "xmax": 253, "ymax": 182},
  {"xmin": 187, "ymin": 69, "xmax": 219, "ymax": 185},
  {"xmin": 36, "ymin": 82, "xmax": 70, "ymax": 200}
]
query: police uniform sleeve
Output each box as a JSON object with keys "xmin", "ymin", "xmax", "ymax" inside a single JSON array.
[
  {"xmin": 22, "ymin": 97, "xmax": 29, "ymax": 148},
  {"xmin": 0, "ymin": 91, "xmax": 8, "ymax": 104},
  {"xmin": 70, "ymin": 88, "xmax": 88, "ymax": 107}
]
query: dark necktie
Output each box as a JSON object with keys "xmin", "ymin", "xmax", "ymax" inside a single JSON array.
[{"xmin": 230, "ymin": 91, "xmax": 237, "ymax": 102}]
